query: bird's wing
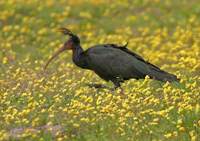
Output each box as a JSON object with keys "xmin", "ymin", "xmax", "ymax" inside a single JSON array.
[
  {"xmin": 103, "ymin": 44, "xmax": 178, "ymax": 81},
  {"xmin": 85, "ymin": 44, "xmax": 178, "ymax": 82},
  {"xmin": 85, "ymin": 45, "xmax": 148, "ymax": 80},
  {"xmin": 103, "ymin": 43, "xmax": 164, "ymax": 73}
]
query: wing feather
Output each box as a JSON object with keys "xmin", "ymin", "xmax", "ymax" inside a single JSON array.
[
  {"xmin": 84, "ymin": 43, "xmax": 178, "ymax": 82},
  {"xmin": 85, "ymin": 46, "xmax": 147, "ymax": 80}
]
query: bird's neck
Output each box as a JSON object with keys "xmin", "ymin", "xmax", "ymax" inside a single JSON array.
[{"xmin": 72, "ymin": 45, "xmax": 86, "ymax": 68}]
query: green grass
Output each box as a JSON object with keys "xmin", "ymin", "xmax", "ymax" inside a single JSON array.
[{"xmin": 1, "ymin": 0, "xmax": 200, "ymax": 141}]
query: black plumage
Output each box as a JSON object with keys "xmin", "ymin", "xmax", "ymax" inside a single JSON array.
[{"xmin": 45, "ymin": 28, "xmax": 179, "ymax": 88}]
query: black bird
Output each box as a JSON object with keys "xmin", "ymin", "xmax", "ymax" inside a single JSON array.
[{"xmin": 44, "ymin": 28, "xmax": 179, "ymax": 89}]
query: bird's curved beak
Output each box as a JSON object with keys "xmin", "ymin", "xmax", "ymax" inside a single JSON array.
[
  {"xmin": 44, "ymin": 45, "xmax": 67, "ymax": 70},
  {"xmin": 56, "ymin": 28, "xmax": 65, "ymax": 33},
  {"xmin": 44, "ymin": 27, "xmax": 73, "ymax": 70}
]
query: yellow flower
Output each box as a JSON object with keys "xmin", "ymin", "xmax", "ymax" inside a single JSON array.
[{"xmin": 164, "ymin": 133, "xmax": 172, "ymax": 138}]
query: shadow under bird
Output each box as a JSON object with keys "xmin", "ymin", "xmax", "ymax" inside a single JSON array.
[{"xmin": 44, "ymin": 28, "xmax": 179, "ymax": 89}]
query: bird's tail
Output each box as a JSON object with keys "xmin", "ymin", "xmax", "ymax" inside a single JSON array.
[{"xmin": 148, "ymin": 65, "xmax": 179, "ymax": 82}]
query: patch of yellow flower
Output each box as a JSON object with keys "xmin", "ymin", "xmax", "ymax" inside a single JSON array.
[{"xmin": 1, "ymin": 0, "xmax": 200, "ymax": 141}]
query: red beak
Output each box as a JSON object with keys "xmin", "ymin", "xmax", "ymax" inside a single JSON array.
[{"xmin": 44, "ymin": 46, "xmax": 67, "ymax": 70}]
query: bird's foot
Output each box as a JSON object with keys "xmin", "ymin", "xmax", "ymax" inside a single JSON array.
[
  {"xmin": 113, "ymin": 87, "xmax": 127, "ymax": 98},
  {"xmin": 86, "ymin": 83, "xmax": 109, "ymax": 89},
  {"xmin": 115, "ymin": 87, "xmax": 123, "ymax": 93}
]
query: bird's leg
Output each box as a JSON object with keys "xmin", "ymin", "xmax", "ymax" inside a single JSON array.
[
  {"xmin": 111, "ymin": 78, "xmax": 122, "ymax": 89},
  {"xmin": 86, "ymin": 83, "xmax": 109, "ymax": 89},
  {"xmin": 114, "ymin": 82, "xmax": 121, "ymax": 89},
  {"xmin": 111, "ymin": 79, "xmax": 125, "ymax": 96}
]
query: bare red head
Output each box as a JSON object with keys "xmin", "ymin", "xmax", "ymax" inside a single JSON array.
[{"xmin": 44, "ymin": 28, "xmax": 80, "ymax": 69}]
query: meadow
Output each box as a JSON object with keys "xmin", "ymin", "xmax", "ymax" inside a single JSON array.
[{"xmin": 0, "ymin": 0, "xmax": 200, "ymax": 140}]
